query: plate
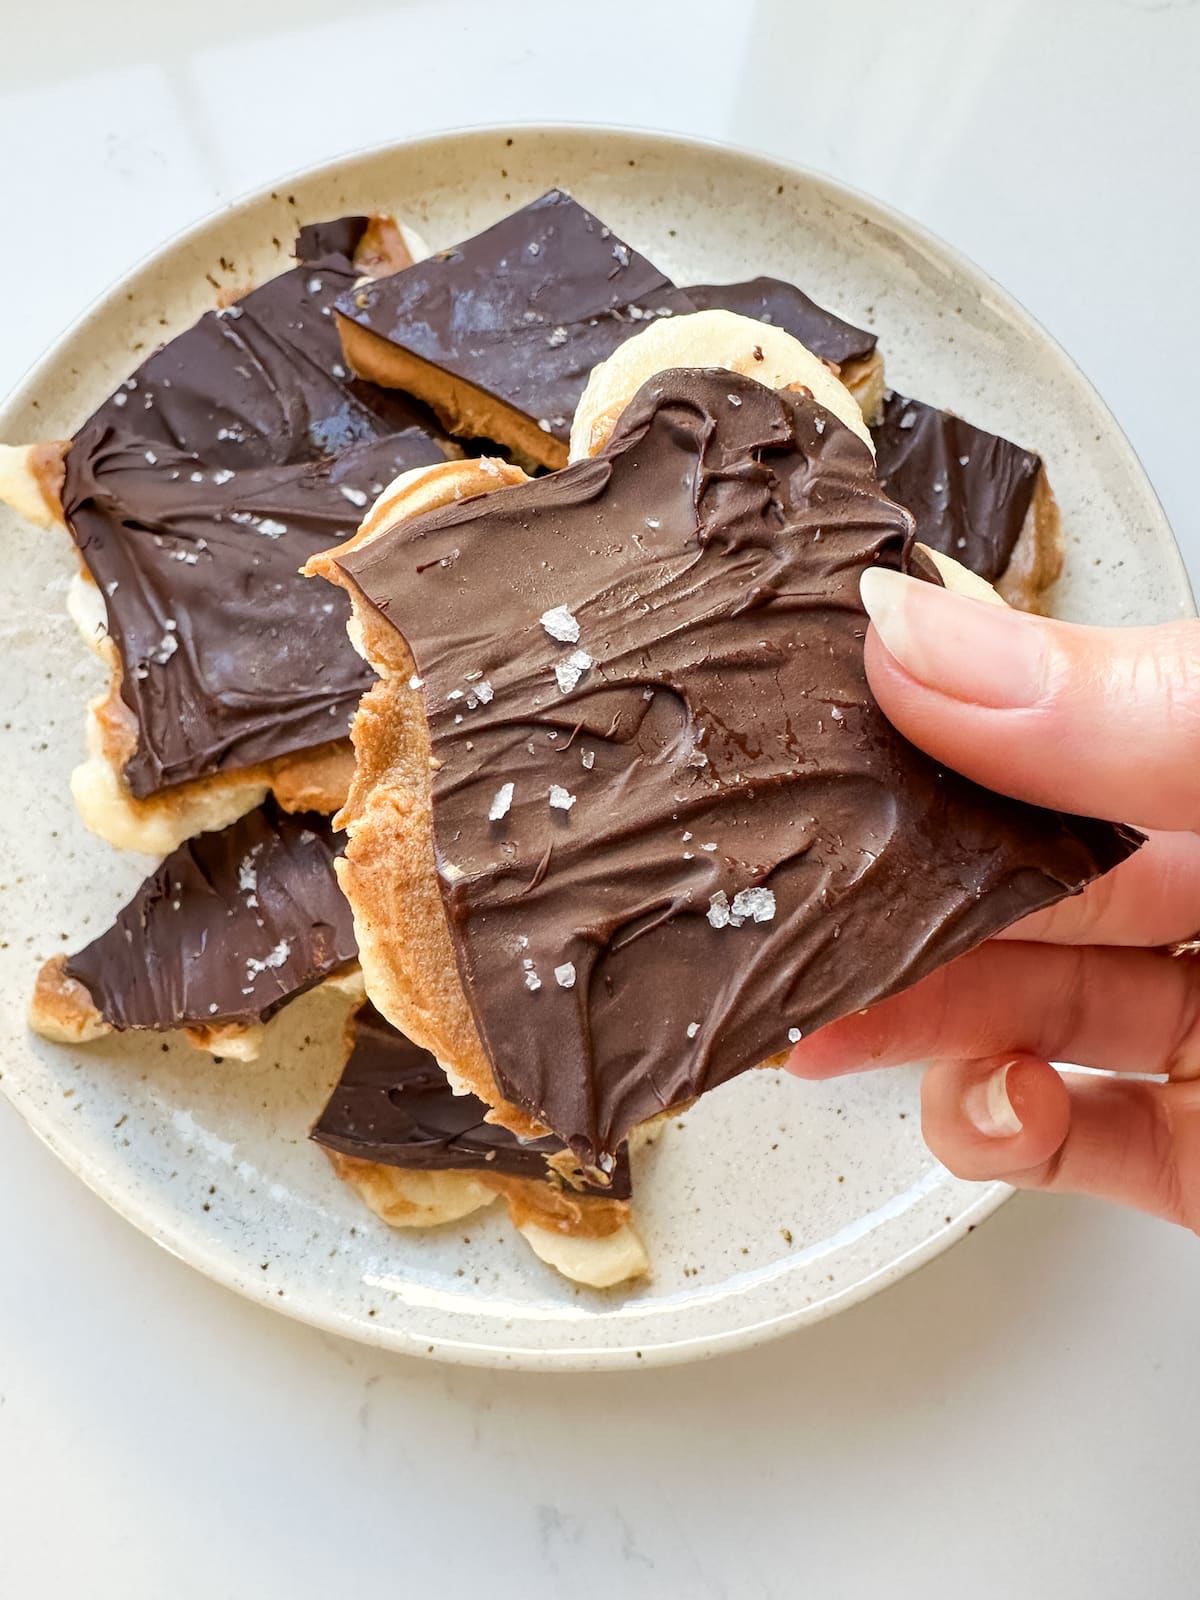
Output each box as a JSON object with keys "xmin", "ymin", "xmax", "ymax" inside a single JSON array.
[{"xmin": 0, "ymin": 125, "xmax": 1189, "ymax": 1370}]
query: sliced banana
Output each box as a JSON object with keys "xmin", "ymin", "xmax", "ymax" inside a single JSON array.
[{"xmin": 570, "ymin": 308, "xmax": 873, "ymax": 462}]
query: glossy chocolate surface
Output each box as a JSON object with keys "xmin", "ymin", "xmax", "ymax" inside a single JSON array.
[{"xmin": 872, "ymin": 390, "xmax": 1042, "ymax": 582}]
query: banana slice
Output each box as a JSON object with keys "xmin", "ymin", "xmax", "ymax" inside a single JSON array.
[{"xmin": 570, "ymin": 308, "xmax": 872, "ymax": 462}]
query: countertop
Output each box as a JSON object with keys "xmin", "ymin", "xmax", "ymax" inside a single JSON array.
[{"xmin": 3, "ymin": 2, "xmax": 1199, "ymax": 1594}]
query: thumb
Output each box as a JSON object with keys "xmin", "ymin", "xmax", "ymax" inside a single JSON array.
[{"xmin": 859, "ymin": 567, "xmax": 1200, "ymax": 830}]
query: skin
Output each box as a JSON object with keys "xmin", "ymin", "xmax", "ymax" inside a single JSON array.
[{"xmin": 787, "ymin": 568, "xmax": 1200, "ymax": 1231}]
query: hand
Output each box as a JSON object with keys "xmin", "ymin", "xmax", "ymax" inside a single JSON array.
[{"xmin": 788, "ymin": 567, "xmax": 1200, "ymax": 1229}]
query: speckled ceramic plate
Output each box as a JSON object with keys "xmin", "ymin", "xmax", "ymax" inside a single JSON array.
[{"xmin": 0, "ymin": 126, "xmax": 1189, "ymax": 1370}]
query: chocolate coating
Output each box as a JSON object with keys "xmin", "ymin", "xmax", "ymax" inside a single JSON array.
[
  {"xmin": 339, "ymin": 368, "xmax": 1139, "ymax": 1167},
  {"xmin": 872, "ymin": 391, "xmax": 1041, "ymax": 583},
  {"xmin": 63, "ymin": 219, "xmax": 450, "ymax": 796},
  {"xmin": 336, "ymin": 189, "xmax": 695, "ymax": 446},
  {"xmin": 65, "ymin": 801, "xmax": 356, "ymax": 1030},
  {"xmin": 312, "ymin": 1004, "xmax": 631, "ymax": 1198},
  {"xmin": 682, "ymin": 277, "xmax": 876, "ymax": 368}
]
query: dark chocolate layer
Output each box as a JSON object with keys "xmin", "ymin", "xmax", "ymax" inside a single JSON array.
[
  {"xmin": 871, "ymin": 391, "xmax": 1041, "ymax": 583},
  {"xmin": 338, "ymin": 368, "xmax": 1139, "ymax": 1168},
  {"xmin": 682, "ymin": 277, "xmax": 877, "ymax": 368},
  {"xmin": 66, "ymin": 801, "xmax": 357, "ymax": 1030},
  {"xmin": 63, "ymin": 220, "xmax": 450, "ymax": 796},
  {"xmin": 312, "ymin": 1004, "xmax": 631, "ymax": 1198},
  {"xmin": 336, "ymin": 189, "xmax": 695, "ymax": 447}
]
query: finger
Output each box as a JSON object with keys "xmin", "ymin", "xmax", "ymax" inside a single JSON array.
[
  {"xmin": 921, "ymin": 1054, "xmax": 1200, "ymax": 1229},
  {"xmin": 859, "ymin": 566, "xmax": 1200, "ymax": 831},
  {"xmin": 996, "ymin": 828, "xmax": 1200, "ymax": 947},
  {"xmin": 786, "ymin": 941, "xmax": 1200, "ymax": 1081}
]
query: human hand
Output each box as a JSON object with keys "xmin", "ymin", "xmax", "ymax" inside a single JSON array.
[{"xmin": 788, "ymin": 568, "xmax": 1200, "ymax": 1228}]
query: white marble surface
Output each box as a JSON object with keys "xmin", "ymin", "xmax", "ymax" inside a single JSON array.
[{"xmin": 2, "ymin": 1, "xmax": 1198, "ymax": 1592}]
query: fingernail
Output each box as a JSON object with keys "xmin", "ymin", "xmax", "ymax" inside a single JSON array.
[
  {"xmin": 962, "ymin": 1062, "xmax": 1023, "ymax": 1139},
  {"xmin": 859, "ymin": 567, "xmax": 1048, "ymax": 709}
]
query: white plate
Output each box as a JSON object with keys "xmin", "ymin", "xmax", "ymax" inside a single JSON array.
[{"xmin": 0, "ymin": 126, "xmax": 1189, "ymax": 1370}]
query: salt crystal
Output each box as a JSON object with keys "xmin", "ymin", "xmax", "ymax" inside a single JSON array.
[
  {"xmin": 898, "ymin": 410, "xmax": 916, "ymax": 430},
  {"xmin": 488, "ymin": 782, "xmax": 514, "ymax": 821},
  {"xmin": 308, "ymin": 276, "xmax": 323, "ymax": 294},
  {"xmin": 580, "ymin": 748, "xmax": 595, "ymax": 771},
  {"xmin": 728, "ymin": 393, "xmax": 743, "ymax": 408},
  {"xmin": 787, "ymin": 1027, "xmax": 802, "ymax": 1044},
  {"xmin": 707, "ymin": 893, "xmax": 732, "ymax": 930},
  {"xmin": 113, "ymin": 391, "xmax": 127, "ymax": 407},
  {"xmin": 245, "ymin": 940, "xmax": 290, "ymax": 979},
  {"xmin": 540, "ymin": 604, "xmax": 580, "ymax": 643},
  {"xmin": 731, "ymin": 887, "xmax": 776, "ymax": 924},
  {"xmin": 554, "ymin": 963, "xmax": 576, "ymax": 989},
  {"xmin": 409, "ymin": 675, "xmax": 424, "ymax": 690},
  {"xmin": 555, "ymin": 650, "xmax": 593, "ymax": 694},
  {"xmin": 144, "ymin": 450, "xmax": 157, "ymax": 465},
  {"xmin": 548, "ymin": 785, "xmax": 576, "ymax": 811},
  {"xmin": 212, "ymin": 468, "xmax": 235, "ymax": 486},
  {"xmin": 339, "ymin": 486, "xmax": 368, "ymax": 508},
  {"xmin": 257, "ymin": 519, "xmax": 287, "ymax": 538},
  {"xmin": 189, "ymin": 471, "xmax": 205, "ymax": 484},
  {"xmin": 687, "ymin": 1022, "xmax": 700, "ymax": 1039},
  {"xmin": 547, "ymin": 326, "xmax": 568, "ymax": 347},
  {"xmin": 475, "ymin": 680, "xmax": 494, "ymax": 704}
]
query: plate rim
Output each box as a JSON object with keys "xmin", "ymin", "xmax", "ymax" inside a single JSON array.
[{"xmin": 0, "ymin": 122, "xmax": 1186, "ymax": 1371}]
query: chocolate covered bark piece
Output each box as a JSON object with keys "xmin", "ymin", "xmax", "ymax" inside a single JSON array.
[
  {"xmin": 314, "ymin": 1004, "xmax": 646, "ymax": 1287},
  {"xmin": 63, "ymin": 218, "xmax": 452, "ymax": 801},
  {"xmin": 30, "ymin": 801, "xmax": 358, "ymax": 1057},
  {"xmin": 314, "ymin": 1003, "xmax": 630, "ymax": 1196},
  {"xmin": 335, "ymin": 189, "xmax": 695, "ymax": 470},
  {"xmin": 332, "ymin": 368, "xmax": 1139, "ymax": 1170},
  {"xmin": 64, "ymin": 428, "xmax": 442, "ymax": 798},
  {"xmin": 871, "ymin": 390, "xmax": 1061, "ymax": 609}
]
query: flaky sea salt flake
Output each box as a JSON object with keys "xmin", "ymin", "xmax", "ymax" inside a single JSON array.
[
  {"xmin": 488, "ymin": 782, "xmax": 514, "ymax": 822},
  {"xmin": 540, "ymin": 604, "xmax": 581, "ymax": 644},
  {"xmin": 554, "ymin": 650, "xmax": 593, "ymax": 694}
]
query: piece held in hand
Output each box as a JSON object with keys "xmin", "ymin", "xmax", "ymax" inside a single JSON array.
[{"xmin": 326, "ymin": 365, "xmax": 1140, "ymax": 1172}]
